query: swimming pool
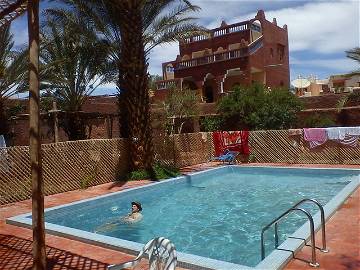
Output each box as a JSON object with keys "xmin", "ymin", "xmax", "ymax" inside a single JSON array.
[{"xmin": 8, "ymin": 166, "xmax": 360, "ymax": 269}]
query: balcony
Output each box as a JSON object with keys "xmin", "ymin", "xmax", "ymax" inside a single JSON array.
[
  {"xmin": 155, "ymin": 78, "xmax": 181, "ymax": 90},
  {"xmin": 174, "ymin": 36, "xmax": 263, "ymax": 71},
  {"xmin": 182, "ymin": 21, "xmax": 250, "ymax": 44}
]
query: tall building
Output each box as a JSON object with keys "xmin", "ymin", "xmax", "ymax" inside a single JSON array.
[{"xmin": 155, "ymin": 10, "xmax": 290, "ymax": 102}]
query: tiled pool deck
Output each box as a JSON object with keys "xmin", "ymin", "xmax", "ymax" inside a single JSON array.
[{"xmin": 0, "ymin": 162, "xmax": 359, "ymax": 269}]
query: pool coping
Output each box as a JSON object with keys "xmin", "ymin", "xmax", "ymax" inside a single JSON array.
[{"xmin": 7, "ymin": 166, "xmax": 360, "ymax": 270}]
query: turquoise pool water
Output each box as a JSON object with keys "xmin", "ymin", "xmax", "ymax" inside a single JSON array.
[{"xmin": 43, "ymin": 167, "xmax": 358, "ymax": 267}]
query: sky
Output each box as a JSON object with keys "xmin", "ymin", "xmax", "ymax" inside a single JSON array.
[{"xmin": 10, "ymin": 0, "xmax": 360, "ymax": 96}]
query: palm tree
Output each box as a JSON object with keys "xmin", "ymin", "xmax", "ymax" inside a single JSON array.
[
  {"xmin": 346, "ymin": 47, "xmax": 360, "ymax": 65},
  {"xmin": 47, "ymin": 0, "xmax": 205, "ymax": 173},
  {"xmin": 337, "ymin": 47, "xmax": 360, "ymax": 111},
  {"xmin": 40, "ymin": 15, "xmax": 111, "ymax": 140},
  {"xmin": 0, "ymin": 23, "xmax": 27, "ymax": 137}
]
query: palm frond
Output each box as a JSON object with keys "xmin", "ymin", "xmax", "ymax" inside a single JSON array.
[{"xmin": 346, "ymin": 47, "xmax": 360, "ymax": 62}]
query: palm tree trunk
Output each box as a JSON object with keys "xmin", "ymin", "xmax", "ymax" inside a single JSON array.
[
  {"xmin": 117, "ymin": 0, "xmax": 154, "ymax": 174},
  {"xmin": 28, "ymin": 0, "xmax": 46, "ymax": 269},
  {"xmin": 0, "ymin": 98, "xmax": 9, "ymax": 136}
]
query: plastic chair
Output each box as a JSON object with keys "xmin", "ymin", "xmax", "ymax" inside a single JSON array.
[
  {"xmin": 107, "ymin": 237, "xmax": 177, "ymax": 270},
  {"xmin": 211, "ymin": 149, "xmax": 239, "ymax": 164}
]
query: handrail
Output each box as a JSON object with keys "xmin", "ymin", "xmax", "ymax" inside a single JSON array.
[
  {"xmin": 292, "ymin": 199, "xmax": 328, "ymax": 252},
  {"xmin": 261, "ymin": 198, "xmax": 329, "ymax": 268}
]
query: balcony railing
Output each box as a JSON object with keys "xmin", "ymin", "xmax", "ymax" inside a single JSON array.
[
  {"xmin": 174, "ymin": 36, "xmax": 263, "ymax": 70},
  {"xmin": 155, "ymin": 78, "xmax": 181, "ymax": 90},
  {"xmin": 183, "ymin": 21, "xmax": 250, "ymax": 44}
]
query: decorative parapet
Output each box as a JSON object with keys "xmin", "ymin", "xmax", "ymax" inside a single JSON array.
[{"xmin": 182, "ymin": 21, "xmax": 251, "ymax": 44}]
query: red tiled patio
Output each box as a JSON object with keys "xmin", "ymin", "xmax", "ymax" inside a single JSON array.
[{"xmin": 0, "ymin": 163, "xmax": 359, "ymax": 270}]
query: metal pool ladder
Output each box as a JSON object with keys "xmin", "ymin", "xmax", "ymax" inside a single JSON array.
[{"xmin": 260, "ymin": 199, "xmax": 329, "ymax": 267}]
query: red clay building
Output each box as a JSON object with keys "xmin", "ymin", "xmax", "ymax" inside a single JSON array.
[{"xmin": 155, "ymin": 10, "xmax": 290, "ymax": 102}]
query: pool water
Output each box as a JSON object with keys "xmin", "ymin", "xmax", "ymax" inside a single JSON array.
[{"xmin": 43, "ymin": 167, "xmax": 358, "ymax": 267}]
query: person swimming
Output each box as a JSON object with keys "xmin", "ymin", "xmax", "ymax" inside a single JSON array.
[
  {"xmin": 94, "ymin": 201, "xmax": 143, "ymax": 233},
  {"xmin": 122, "ymin": 201, "xmax": 143, "ymax": 223}
]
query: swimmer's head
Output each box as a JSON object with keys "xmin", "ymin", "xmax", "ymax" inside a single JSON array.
[{"xmin": 131, "ymin": 201, "xmax": 142, "ymax": 212}]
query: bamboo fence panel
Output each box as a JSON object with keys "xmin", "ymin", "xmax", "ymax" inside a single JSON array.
[
  {"xmin": 1, "ymin": 130, "xmax": 359, "ymax": 205},
  {"xmin": 173, "ymin": 132, "xmax": 213, "ymax": 167},
  {"xmin": 249, "ymin": 130, "xmax": 360, "ymax": 164},
  {"xmin": 0, "ymin": 139, "xmax": 128, "ymax": 205}
]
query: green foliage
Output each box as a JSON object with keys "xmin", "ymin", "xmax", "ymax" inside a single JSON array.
[
  {"xmin": 40, "ymin": 91, "xmax": 55, "ymax": 113},
  {"xmin": 127, "ymin": 163, "xmax": 180, "ymax": 181},
  {"xmin": 0, "ymin": 23, "xmax": 27, "ymax": 136},
  {"xmin": 80, "ymin": 166, "xmax": 98, "ymax": 189},
  {"xmin": 200, "ymin": 115, "xmax": 222, "ymax": 132},
  {"xmin": 248, "ymin": 153, "xmax": 256, "ymax": 163},
  {"xmin": 161, "ymin": 86, "xmax": 201, "ymax": 134},
  {"xmin": 148, "ymin": 74, "xmax": 163, "ymax": 91},
  {"xmin": 39, "ymin": 15, "xmax": 111, "ymax": 140},
  {"xmin": 6, "ymin": 102, "xmax": 24, "ymax": 117},
  {"xmin": 336, "ymin": 92, "xmax": 360, "ymax": 111},
  {"xmin": 217, "ymin": 84, "xmax": 303, "ymax": 130},
  {"xmin": 303, "ymin": 113, "xmax": 336, "ymax": 128},
  {"xmin": 345, "ymin": 47, "xmax": 360, "ymax": 75}
]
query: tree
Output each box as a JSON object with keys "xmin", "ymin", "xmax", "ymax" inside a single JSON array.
[
  {"xmin": 161, "ymin": 86, "xmax": 200, "ymax": 134},
  {"xmin": 345, "ymin": 47, "xmax": 360, "ymax": 66},
  {"xmin": 218, "ymin": 84, "xmax": 303, "ymax": 130},
  {"xmin": 0, "ymin": 23, "xmax": 27, "ymax": 138},
  {"xmin": 40, "ymin": 15, "xmax": 110, "ymax": 140},
  {"xmin": 336, "ymin": 47, "xmax": 360, "ymax": 110},
  {"xmin": 48, "ymin": 0, "xmax": 205, "ymax": 174}
]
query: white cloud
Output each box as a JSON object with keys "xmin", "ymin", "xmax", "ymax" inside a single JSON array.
[
  {"xmin": 148, "ymin": 1, "xmax": 359, "ymax": 76},
  {"xmin": 148, "ymin": 43, "xmax": 180, "ymax": 75},
  {"xmin": 291, "ymin": 57, "xmax": 359, "ymax": 72},
  {"xmin": 235, "ymin": 1, "xmax": 359, "ymax": 53}
]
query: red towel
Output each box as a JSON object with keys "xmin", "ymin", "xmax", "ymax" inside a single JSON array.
[{"xmin": 212, "ymin": 131, "xmax": 250, "ymax": 156}]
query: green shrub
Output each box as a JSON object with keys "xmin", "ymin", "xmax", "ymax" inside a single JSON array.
[
  {"xmin": 80, "ymin": 166, "xmax": 98, "ymax": 189},
  {"xmin": 127, "ymin": 163, "xmax": 180, "ymax": 181},
  {"xmin": 217, "ymin": 84, "xmax": 303, "ymax": 130},
  {"xmin": 200, "ymin": 115, "xmax": 222, "ymax": 131},
  {"xmin": 303, "ymin": 113, "xmax": 336, "ymax": 128}
]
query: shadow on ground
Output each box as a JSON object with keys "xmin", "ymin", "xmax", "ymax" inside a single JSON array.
[{"xmin": 0, "ymin": 234, "xmax": 109, "ymax": 270}]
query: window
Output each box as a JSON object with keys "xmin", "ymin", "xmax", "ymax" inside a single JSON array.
[
  {"xmin": 277, "ymin": 44, "xmax": 285, "ymax": 61},
  {"xmin": 270, "ymin": 48, "xmax": 274, "ymax": 58},
  {"xmin": 166, "ymin": 66, "xmax": 174, "ymax": 73}
]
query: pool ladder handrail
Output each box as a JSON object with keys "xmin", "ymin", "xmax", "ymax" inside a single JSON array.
[{"xmin": 260, "ymin": 198, "xmax": 329, "ymax": 268}]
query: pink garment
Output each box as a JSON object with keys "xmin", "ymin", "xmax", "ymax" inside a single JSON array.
[{"xmin": 303, "ymin": 128, "xmax": 328, "ymax": 148}]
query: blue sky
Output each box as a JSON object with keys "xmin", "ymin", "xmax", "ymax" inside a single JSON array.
[{"xmin": 10, "ymin": 0, "xmax": 360, "ymax": 96}]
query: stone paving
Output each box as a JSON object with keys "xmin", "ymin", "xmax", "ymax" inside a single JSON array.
[{"xmin": 0, "ymin": 162, "xmax": 359, "ymax": 269}]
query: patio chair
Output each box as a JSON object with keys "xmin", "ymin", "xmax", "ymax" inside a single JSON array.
[
  {"xmin": 107, "ymin": 237, "xmax": 177, "ymax": 270},
  {"xmin": 211, "ymin": 149, "xmax": 239, "ymax": 164}
]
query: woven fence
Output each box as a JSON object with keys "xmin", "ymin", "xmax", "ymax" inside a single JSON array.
[
  {"xmin": 1, "ymin": 131, "xmax": 359, "ymax": 205},
  {"xmin": 249, "ymin": 130, "xmax": 360, "ymax": 165},
  {"xmin": 0, "ymin": 139, "xmax": 128, "ymax": 205}
]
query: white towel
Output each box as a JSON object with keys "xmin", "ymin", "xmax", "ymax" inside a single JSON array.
[
  {"xmin": 326, "ymin": 127, "xmax": 342, "ymax": 140},
  {"xmin": 326, "ymin": 127, "xmax": 360, "ymax": 140}
]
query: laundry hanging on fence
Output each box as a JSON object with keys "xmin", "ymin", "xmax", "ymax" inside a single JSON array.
[
  {"xmin": 326, "ymin": 127, "xmax": 360, "ymax": 147},
  {"xmin": 303, "ymin": 127, "xmax": 360, "ymax": 148},
  {"xmin": 212, "ymin": 131, "xmax": 249, "ymax": 156},
  {"xmin": 303, "ymin": 128, "xmax": 328, "ymax": 148}
]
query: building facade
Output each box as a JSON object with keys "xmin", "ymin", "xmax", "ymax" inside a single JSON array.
[{"xmin": 155, "ymin": 10, "xmax": 290, "ymax": 102}]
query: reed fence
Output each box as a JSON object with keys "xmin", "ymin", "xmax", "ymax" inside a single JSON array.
[{"xmin": 1, "ymin": 130, "xmax": 359, "ymax": 205}]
